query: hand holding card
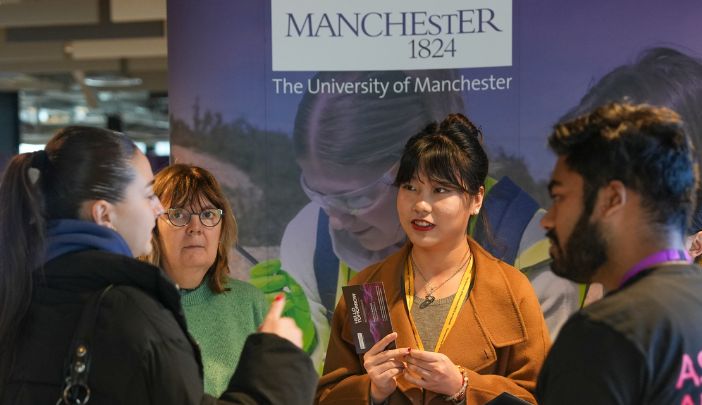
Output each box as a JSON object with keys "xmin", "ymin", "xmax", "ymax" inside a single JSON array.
[
  {"xmin": 363, "ymin": 332, "xmax": 410, "ymax": 403},
  {"xmin": 342, "ymin": 282, "xmax": 407, "ymax": 403},
  {"xmin": 342, "ymin": 282, "xmax": 396, "ymax": 353}
]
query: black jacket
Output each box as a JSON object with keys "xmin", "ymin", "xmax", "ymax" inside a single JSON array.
[
  {"xmin": 1, "ymin": 250, "xmax": 316, "ymax": 404},
  {"xmin": 537, "ymin": 264, "xmax": 702, "ymax": 404}
]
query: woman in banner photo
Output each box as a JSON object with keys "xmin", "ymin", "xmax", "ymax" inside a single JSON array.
[
  {"xmin": 250, "ymin": 69, "xmax": 581, "ymax": 368},
  {"xmin": 142, "ymin": 163, "xmax": 267, "ymax": 396},
  {"xmin": 0, "ymin": 126, "xmax": 316, "ymax": 404},
  {"xmin": 316, "ymin": 113, "xmax": 550, "ymax": 404}
]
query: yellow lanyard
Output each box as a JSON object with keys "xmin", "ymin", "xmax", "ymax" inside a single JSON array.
[{"xmin": 404, "ymin": 255, "xmax": 474, "ymax": 352}]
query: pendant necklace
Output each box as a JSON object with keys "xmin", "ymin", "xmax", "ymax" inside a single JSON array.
[{"xmin": 411, "ymin": 249, "xmax": 471, "ymax": 309}]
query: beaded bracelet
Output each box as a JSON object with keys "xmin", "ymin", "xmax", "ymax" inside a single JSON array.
[{"xmin": 444, "ymin": 365, "xmax": 468, "ymax": 403}]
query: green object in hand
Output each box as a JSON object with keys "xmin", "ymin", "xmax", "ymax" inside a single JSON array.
[{"xmin": 249, "ymin": 259, "xmax": 317, "ymax": 353}]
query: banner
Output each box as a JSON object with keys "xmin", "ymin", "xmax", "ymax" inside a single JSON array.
[{"xmin": 167, "ymin": 0, "xmax": 702, "ymax": 367}]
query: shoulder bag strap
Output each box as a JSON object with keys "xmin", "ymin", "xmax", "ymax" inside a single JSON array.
[{"xmin": 56, "ymin": 284, "xmax": 114, "ymax": 405}]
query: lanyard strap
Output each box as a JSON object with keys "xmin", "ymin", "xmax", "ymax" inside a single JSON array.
[
  {"xmin": 404, "ymin": 254, "xmax": 474, "ymax": 352},
  {"xmin": 619, "ymin": 249, "xmax": 690, "ymax": 288}
]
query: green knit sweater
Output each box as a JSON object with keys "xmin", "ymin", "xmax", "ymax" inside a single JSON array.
[{"xmin": 180, "ymin": 276, "xmax": 267, "ymax": 396}]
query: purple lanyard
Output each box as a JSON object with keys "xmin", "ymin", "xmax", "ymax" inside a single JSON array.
[{"xmin": 619, "ymin": 249, "xmax": 691, "ymax": 288}]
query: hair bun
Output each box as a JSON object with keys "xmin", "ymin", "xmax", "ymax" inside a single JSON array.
[{"xmin": 440, "ymin": 113, "xmax": 482, "ymax": 140}]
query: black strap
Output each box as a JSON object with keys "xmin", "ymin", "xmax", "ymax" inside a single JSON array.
[
  {"xmin": 57, "ymin": 285, "xmax": 113, "ymax": 405},
  {"xmin": 313, "ymin": 209, "xmax": 340, "ymax": 322}
]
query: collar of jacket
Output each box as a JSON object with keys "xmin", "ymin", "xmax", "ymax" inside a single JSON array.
[
  {"xmin": 34, "ymin": 249, "xmax": 204, "ymax": 376},
  {"xmin": 44, "ymin": 219, "xmax": 133, "ymax": 264},
  {"xmin": 38, "ymin": 249, "xmax": 182, "ymax": 322}
]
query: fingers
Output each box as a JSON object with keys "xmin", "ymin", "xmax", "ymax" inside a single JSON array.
[
  {"xmin": 405, "ymin": 363, "xmax": 432, "ymax": 379},
  {"xmin": 263, "ymin": 291, "xmax": 284, "ymax": 303},
  {"xmin": 366, "ymin": 361, "xmax": 405, "ymax": 378},
  {"xmin": 404, "ymin": 348, "xmax": 438, "ymax": 362},
  {"xmin": 277, "ymin": 317, "xmax": 303, "ymax": 348},
  {"xmin": 257, "ymin": 294, "xmax": 304, "ymax": 348},
  {"xmin": 403, "ymin": 354, "xmax": 431, "ymax": 370},
  {"xmin": 368, "ymin": 361, "xmax": 404, "ymax": 395},
  {"xmin": 263, "ymin": 293, "xmax": 285, "ymax": 323},
  {"xmin": 376, "ymin": 365, "xmax": 405, "ymax": 381},
  {"xmin": 364, "ymin": 358, "xmax": 405, "ymax": 375},
  {"xmin": 402, "ymin": 364, "xmax": 437, "ymax": 388},
  {"xmin": 372, "ymin": 348, "xmax": 410, "ymax": 365},
  {"xmin": 366, "ymin": 332, "xmax": 398, "ymax": 356},
  {"xmin": 402, "ymin": 370, "xmax": 424, "ymax": 386}
]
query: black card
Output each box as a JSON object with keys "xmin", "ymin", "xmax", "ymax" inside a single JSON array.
[{"xmin": 342, "ymin": 282, "xmax": 396, "ymax": 354}]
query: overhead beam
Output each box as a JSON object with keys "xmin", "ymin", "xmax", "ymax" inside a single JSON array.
[
  {"xmin": 0, "ymin": 76, "xmax": 65, "ymax": 91},
  {"xmin": 0, "ymin": 57, "xmax": 168, "ymax": 74},
  {"xmin": 67, "ymin": 37, "xmax": 167, "ymax": 59},
  {"xmin": 0, "ymin": 0, "xmax": 100, "ymax": 28},
  {"xmin": 0, "ymin": 41, "xmax": 67, "ymax": 62},
  {"xmin": 127, "ymin": 57, "xmax": 167, "ymax": 72},
  {"xmin": 0, "ymin": 59, "xmax": 121, "ymax": 74},
  {"xmin": 110, "ymin": 0, "xmax": 166, "ymax": 22},
  {"xmin": 6, "ymin": 21, "xmax": 164, "ymax": 42}
]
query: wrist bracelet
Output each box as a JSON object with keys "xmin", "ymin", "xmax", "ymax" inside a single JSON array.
[{"xmin": 444, "ymin": 365, "xmax": 468, "ymax": 403}]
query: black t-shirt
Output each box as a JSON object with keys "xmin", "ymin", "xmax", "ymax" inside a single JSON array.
[{"xmin": 537, "ymin": 264, "xmax": 702, "ymax": 405}]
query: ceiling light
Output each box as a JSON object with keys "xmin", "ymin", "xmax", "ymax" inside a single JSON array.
[
  {"xmin": 84, "ymin": 75, "xmax": 143, "ymax": 87},
  {"xmin": 154, "ymin": 141, "xmax": 170, "ymax": 156}
]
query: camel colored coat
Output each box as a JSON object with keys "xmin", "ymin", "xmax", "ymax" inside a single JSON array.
[{"xmin": 317, "ymin": 238, "xmax": 550, "ymax": 404}]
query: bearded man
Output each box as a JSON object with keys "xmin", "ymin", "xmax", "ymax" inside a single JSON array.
[{"xmin": 536, "ymin": 102, "xmax": 702, "ymax": 405}]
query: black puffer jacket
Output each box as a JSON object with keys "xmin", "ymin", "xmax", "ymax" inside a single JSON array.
[{"xmin": 1, "ymin": 250, "xmax": 316, "ymax": 404}]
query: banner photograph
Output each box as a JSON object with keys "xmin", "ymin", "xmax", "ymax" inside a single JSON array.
[{"xmin": 167, "ymin": 0, "xmax": 702, "ymax": 370}]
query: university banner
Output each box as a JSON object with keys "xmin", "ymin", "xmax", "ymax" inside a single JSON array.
[{"xmin": 167, "ymin": 0, "xmax": 702, "ymax": 367}]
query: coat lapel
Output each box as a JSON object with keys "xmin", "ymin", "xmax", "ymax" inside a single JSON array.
[{"xmin": 365, "ymin": 238, "xmax": 529, "ymax": 402}]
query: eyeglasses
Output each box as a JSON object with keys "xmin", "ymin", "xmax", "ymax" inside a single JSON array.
[
  {"xmin": 164, "ymin": 208, "xmax": 223, "ymax": 227},
  {"xmin": 300, "ymin": 164, "xmax": 397, "ymax": 215}
]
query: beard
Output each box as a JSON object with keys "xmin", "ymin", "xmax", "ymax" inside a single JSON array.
[{"xmin": 547, "ymin": 209, "xmax": 608, "ymax": 284}]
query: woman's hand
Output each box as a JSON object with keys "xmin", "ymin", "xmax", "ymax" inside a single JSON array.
[
  {"xmin": 362, "ymin": 332, "xmax": 409, "ymax": 403},
  {"xmin": 403, "ymin": 349, "xmax": 463, "ymax": 396},
  {"xmin": 258, "ymin": 294, "xmax": 303, "ymax": 348},
  {"xmin": 249, "ymin": 260, "xmax": 317, "ymax": 352}
]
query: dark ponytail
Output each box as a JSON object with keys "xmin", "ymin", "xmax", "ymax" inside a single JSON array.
[
  {"xmin": 0, "ymin": 126, "xmax": 137, "ymax": 381},
  {"xmin": 0, "ymin": 152, "xmax": 47, "ymax": 379}
]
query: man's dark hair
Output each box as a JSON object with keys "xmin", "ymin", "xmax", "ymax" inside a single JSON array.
[{"xmin": 549, "ymin": 102, "xmax": 698, "ymax": 234}]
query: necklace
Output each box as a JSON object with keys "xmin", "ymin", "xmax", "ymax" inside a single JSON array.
[{"xmin": 411, "ymin": 248, "xmax": 471, "ymax": 309}]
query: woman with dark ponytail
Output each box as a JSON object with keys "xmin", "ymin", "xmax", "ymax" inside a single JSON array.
[
  {"xmin": 318, "ymin": 114, "xmax": 549, "ymax": 404},
  {"xmin": 0, "ymin": 126, "xmax": 316, "ymax": 404}
]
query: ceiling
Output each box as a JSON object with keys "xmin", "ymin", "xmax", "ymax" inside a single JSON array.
[{"xmin": 0, "ymin": 0, "xmax": 169, "ymax": 145}]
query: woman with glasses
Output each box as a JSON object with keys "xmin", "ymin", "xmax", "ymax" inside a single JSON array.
[
  {"xmin": 142, "ymin": 163, "xmax": 268, "ymax": 396},
  {"xmin": 317, "ymin": 114, "xmax": 549, "ymax": 404},
  {"xmin": 0, "ymin": 127, "xmax": 316, "ymax": 404}
]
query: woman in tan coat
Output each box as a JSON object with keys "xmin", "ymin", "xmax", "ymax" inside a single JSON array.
[{"xmin": 317, "ymin": 113, "xmax": 550, "ymax": 404}]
